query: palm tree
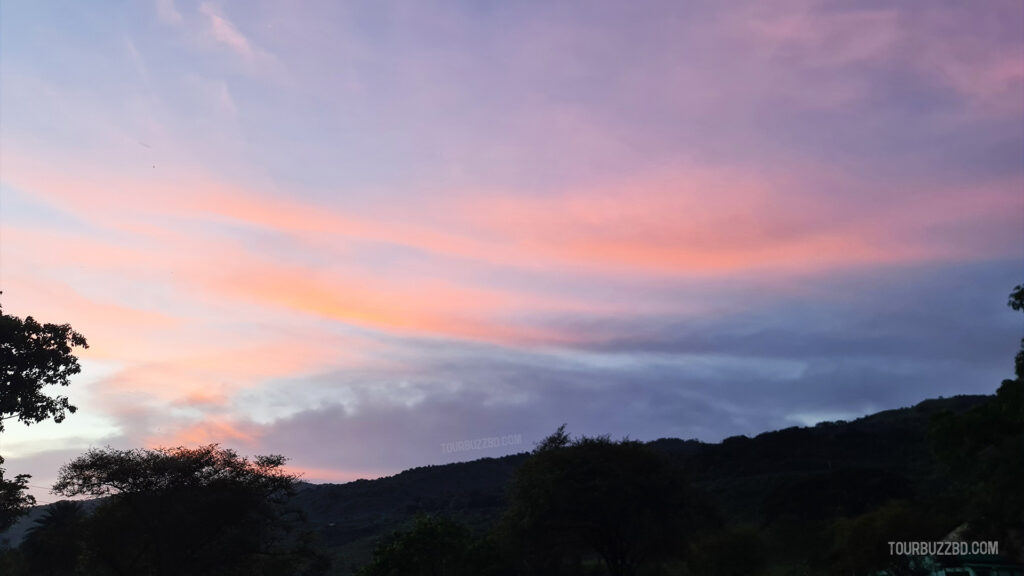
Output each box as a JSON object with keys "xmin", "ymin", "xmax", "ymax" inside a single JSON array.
[
  {"xmin": 27, "ymin": 500, "xmax": 83, "ymax": 533},
  {"xmin": 23, "ymin": 500, "xmax": 85, "ymax": 576}
]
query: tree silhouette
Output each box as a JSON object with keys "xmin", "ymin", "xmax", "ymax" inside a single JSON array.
[
  {"xmin": 356, "ymin": 515, "xmax": 505, "ymax": 576},
  {"xmin": 503, "ymin": 426, "xmax": 718, "ymax": 576},
  {"xmin": 928, "ymin": 283, "xmax": 1024, "ymax": 561},
  {"xmin": 0, "ymin": 464, "xmax": 33, "ymax": 532},
  {"xmin": 0, "ymin": 299, "xmax": 88, "ymax": 433},
  {"xmin": 53, "ymin": 444, "xmax": 329, "ymax": 576},
  {"xmin": 0, "ymin": 299, "xmax": 88, "ymax": 530}
]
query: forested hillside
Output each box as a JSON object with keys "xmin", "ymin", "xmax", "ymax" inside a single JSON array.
[
  {"xmin": 283, "ymin": 392, "xmax": 995, "ymax": 571},
  {"xmin": 2, "ymin": 388, "xmax": 1017, "ymax": 575}
]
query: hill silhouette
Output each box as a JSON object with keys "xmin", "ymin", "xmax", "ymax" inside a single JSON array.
[
  {"xmin": 0, "ymin": 392, "xmax": 1003, "ymax": 573},
  {"xmin": 282, "ymin": 393, "xmax": 990, "ymax": 570}
]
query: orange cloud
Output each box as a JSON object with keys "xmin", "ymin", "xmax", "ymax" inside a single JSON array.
[
  {"xmin": 446, "ymin": 167, "xmax": 998, "ymax": 277},
  {"xmin": 149, "ymin": 417, "xmax": 260, "ymax": 448},
  {"xmin": 194, "ymin": 246, "xmax": 593, "ymax": 346},
  {"xmin": 5, "ymin": 141, "xmax": 1020, "ymax": 357},
  {"xmin": 94, "ymin": 330, "xmax": 372, "ymax": 410},
  {"xmin": 9, "ymin": 141, "xmax": 1020, "ymax": 356}
]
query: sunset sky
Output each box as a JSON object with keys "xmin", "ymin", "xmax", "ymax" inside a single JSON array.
[{"xmin": 1, "ymin": 0, "xmax": 1022, "ymax": 501}]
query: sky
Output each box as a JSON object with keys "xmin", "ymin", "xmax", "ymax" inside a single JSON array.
[{"xmin": 1, "ymin": 0, "xmax": 1022, "ymax": 501}]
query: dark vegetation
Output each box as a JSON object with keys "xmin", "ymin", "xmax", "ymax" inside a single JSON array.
[
  {"xmin": 1, "ymin": 295, "xmax": 87, "ymax": 531},
  {"xmin": 0, "ymin": 285, "xmax": 1021, "ymax": 574}
]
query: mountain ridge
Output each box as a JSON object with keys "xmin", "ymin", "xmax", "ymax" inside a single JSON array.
[
  {"xmin": 291, "ymin": 393, "xmax": 990, "ymax": 569},
  {"xmin": 1, "ymin": 392, "xmax": 993, "ymax": 572}
]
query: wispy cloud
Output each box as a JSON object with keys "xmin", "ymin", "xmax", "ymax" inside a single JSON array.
[
  {"xmin": 199, "ymin": 3, "xmax": 253, "ymax": 59},
  {"xmin": 155, "ymin": 0, "xmax": 183, "ymax": 25}
]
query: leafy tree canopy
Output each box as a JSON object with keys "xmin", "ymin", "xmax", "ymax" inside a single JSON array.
[
  {"xmin": 0, "ymin": 299, "xmax": 88, "ymax": 433},
  {"xmin": 0, "ymin": 462, "xmax": 34, "ymax": 532},
  {"xmin": 53, "ymin": 444, "xmax": 294, "ymax": 500},
  {"xmin": 1, "ymin": 299, "xmax": 88, "ymax": 531},
  {"xmin": 51, "ymin": 445, "xmax": 328, "ymax": 576}
]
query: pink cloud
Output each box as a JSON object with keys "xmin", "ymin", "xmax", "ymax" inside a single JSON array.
[
  {"xmin": 739, "ymin": 3, "xmax": 901, "ymax": 70},
  {"xmin": 910, "ymin": 27, "xmax": 1024, "ymax": 117},
  {"xmin": 6, "ymin": 141, "xmax": 1019, "ymax": 355},
  {"xmin": 199, "ymin": 3, "xmax": 253, "ymax": 59},
  {"xmin": 447, "ymin": 166, "xmax": 1023, "ymax": 277},
  {"xmin": 1, "ymin": 154, "xmax": 588, "ymax": 349}
]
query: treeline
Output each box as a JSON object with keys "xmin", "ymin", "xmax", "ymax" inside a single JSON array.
[{"xmin": 346, "ymin": 374, "xmax": 1022, "ymax": 575}]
